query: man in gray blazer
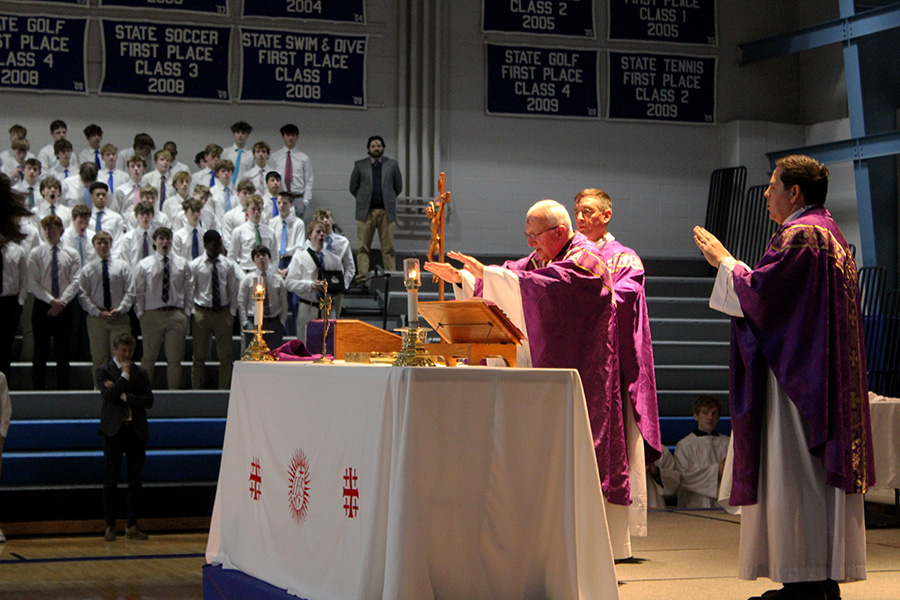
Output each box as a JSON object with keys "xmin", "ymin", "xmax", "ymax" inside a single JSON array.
[
  {"xmin": 97, "ymin": 333, "xmax": 154, "ymax": 542},
  {"xmin": 349, "ymin": 136, "xmax": 403, "ymax": 277}
]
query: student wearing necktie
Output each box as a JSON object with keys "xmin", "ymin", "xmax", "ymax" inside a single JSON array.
[
  {"xmin": 88, "ymin": 182, "xmax": 127, "ymax": 243},
  {"xmin": 141, "ymin": 149, "xmax": 176, "ymax": 211},
  {"xmin": 189, "ymin": 230, "xmax": 239, "ymax": 390},
  {"xmin": 273, "ymin": 193, "xmax": 306, "ymax": 334},
  {"xmin": 270, "ymin": 123, "xmax": 314, "ymax": 218},
  {"xmin": 79, "ymin": 124, "xmax": 104, "ymax": 170},
  {"xmin": 112, "ymin": 155, "xmax": 146, "ymax": 216},
  {"xmin": 0, "ymin": 227, "xmax": 28, "ymax": 380},
  {"xmin": 314, "ymin": 208, "xmax": 356, "ymax": 317},
  {"xmin": 133, "ymin": 228, "xmax": 193, "ymax": 390},
  {"xmin": 283, "ymin": 221, "xmax": 341, "ymax": 343},
  {"xmin": 223, "ymin": 121, "xmax": 254, "ymax": 185},
  {"xmin": 28, "ymin": 215, "xmax": 81, "ymax": 390},
  {"xmin": 172, "ymin": 198, "xmax": 207, "ymax": 261},
  {"xmin": 242, "ymin": 141, "xmax": 272, "ymax": 197},
  {"xmin": 238, "ymin": 246, "xmax": 287, "ymax": 352},
  {"xmin": 229, "ymin": 195, "xmax": 277, "ymax": 272},
  {"xmin": 190, "ymin": 144, "xmax": 222, "ymax": 194},
  {"xmin": 78, "ymin": 231, "xmax": 134, "ymax": 386}
]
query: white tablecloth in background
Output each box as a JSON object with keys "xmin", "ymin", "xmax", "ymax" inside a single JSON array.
[
  {"xmin": 869, "ymin": 395, "xmax": 900, "ymax": 489},
  {"xmin": 206, "ymin": 362, "xmax": 619, "ymax": 600}
]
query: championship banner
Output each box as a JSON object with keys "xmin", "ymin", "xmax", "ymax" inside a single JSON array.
[
  {"xmin": 4, "ymin": 0, "xmax": 86, "ymax": 6},
  {"xmin": 99, "ymin": 0, "xmax": 229, "ymax": 16},
  {"xmin": 482, "ymin": 0, "xmax": 596, "ymax": 38},
  {"xmin": 242, "ymin": 0, "xmax": 365, "ymax": 24},
  {"xmin": 0, "ymin": 14, "xmax": 87, "ymax": 94},
  {"xmin": 486, "ymin": 42, "xmax": 598, "ymax": 119},
  {"xmin": 99, "ymin": 19, "xmax": 231, "ymax": 101},
  {"xmin": 608, "ymin": 0, "xmax": 717, "ymax": 46},
  {"xmin": 607, "ymin": 50, "xmax": 716, "ymax": 125},
  {"xmin": 239, "ymin": 28, "xmax": 366, "ymax": 108}
]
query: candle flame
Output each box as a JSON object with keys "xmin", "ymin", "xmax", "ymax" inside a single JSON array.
[{"xmin": 256, "ymin": 285, "xmax": 264, "ymax": 293}]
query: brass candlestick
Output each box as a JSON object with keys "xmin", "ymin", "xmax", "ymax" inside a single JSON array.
[
  {"xmin": 393, "ymin": 258, "xmax": 435, "ymax": 367},
  {"xmin": 242, "ymin": 277, "xmax": 276, "ymax": 361},
  {"xmin": 313, "ymin": 279, "xmax": 333, "ymax": 364}
]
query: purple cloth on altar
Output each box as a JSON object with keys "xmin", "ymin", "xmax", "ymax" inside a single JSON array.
[
  {"xmin": 271, "ymin": 339, "xmax": 327, "ymax": 362},
  {"xmin": 597, "ymin": 239, "xmax": 662, "ymax": 464},
  {"xmin": 727, "ymin": 206, "xmax": 875, "ymax": 505},
  {"xmin": 477, "ymin": 232, "xmax": 631, "ymax": 505}
]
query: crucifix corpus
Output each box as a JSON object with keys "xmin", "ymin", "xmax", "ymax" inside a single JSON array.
[{"xmin": 426, "ymin": 172, "xmax": 451, "ymax": 299}]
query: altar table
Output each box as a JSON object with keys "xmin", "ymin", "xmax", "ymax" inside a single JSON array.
[{"xmin": 206, "ymin": 362, "xmax": 619, "ymax": 600}]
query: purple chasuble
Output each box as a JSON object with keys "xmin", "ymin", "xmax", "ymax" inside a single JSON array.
[
  {"xmin": 597, "ymin": 239, "xmax": 662, "ymax": 464},
  {"xmin": 728, "ymin": 206, "xmax": 875, "ymax": 505},
  {"xmin": 476, "ymin": 232, "xmax": 630, "ymax": 504}
]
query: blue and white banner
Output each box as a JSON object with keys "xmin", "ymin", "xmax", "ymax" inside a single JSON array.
[
  {"xmin": 608, "ymin": 0, "xmax": 717, "ymax": 46},
  {"xmin": 5, "ymin": 0, "xmax": 86, "ymax": 6},
  {"xmin": 486, "ymin": 43, "xmax": 599, "ymax": 119},
  {"xmin": 242, "ymin": 0, "xmax": 365, "ymax": 24},
  {"xmin": 482, "ymin": 0, "xmax": 596, "ymax": 38},
  {"xmin": 239, "ymin": 28, "xmax": 366, "ymax": 108},
  {"xmin": 607, "ymin": 51, "xmax": 716, "ymax": 124},
  {"xmin": 99, "ymin": 0, "xmax": 228, "ymax": 15},
  {"xmin": 100, "ymin": 19, "xmax": 231, "ymax": 101},
  {"xmin": 0, "ymin": 14, "xmax": 87, "ymax": 94}
]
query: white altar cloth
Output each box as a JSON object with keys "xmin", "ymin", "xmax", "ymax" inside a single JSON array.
[{"xmin": 206, "ymin": 362, "xmax": 619, "ymax": 600}]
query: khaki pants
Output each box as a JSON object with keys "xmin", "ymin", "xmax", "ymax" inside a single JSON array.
[
  {"xmin": 356, "ymin": 209, "xmax": 396, "ymax": 275},
  {"xmin": 192, "ymin": 308, "xmax": 234, "ymax": 389},
  {"xmin": 140, "ymin": 309, "xmax": 189, "ymax": 389},
  {"xmin": 87, "ymin": 313, "xmax": 132, "ymax": 388}
]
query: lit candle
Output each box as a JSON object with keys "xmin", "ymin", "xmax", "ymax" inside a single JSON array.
[
  {"xmin": 404, "ymin": 258, "xmax": 420, "ymax": 328},
  {"xmin": 253, "ymin": 277, "xmax": 265, "ymax": 328}
]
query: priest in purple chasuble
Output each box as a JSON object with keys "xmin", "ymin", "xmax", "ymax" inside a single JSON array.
[
  {"xmin": 424, "ymin": 200, "xmax": 631, "ymax": 510},
  {"xmin": 694, "ymin": 155, "xmax": 874, "ymax": 600},
  {"xmin": 574, "ymin": 188, "xmax": 662, "ymax": 559}
]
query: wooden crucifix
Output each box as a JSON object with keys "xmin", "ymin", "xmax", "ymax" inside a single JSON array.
[{"xmin": 426, "ymin": 172, "xmax": 451, "ymax": 299}]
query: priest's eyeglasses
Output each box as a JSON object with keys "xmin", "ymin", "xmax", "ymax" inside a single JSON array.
[{"xmin": 524, "ymin": 225, "xmax": 560, "ymax": 240}]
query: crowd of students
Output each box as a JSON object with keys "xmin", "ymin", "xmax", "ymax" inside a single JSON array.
[{"xmin": 0, "ymin": 119, "xmax": 356, "ymax": 390}]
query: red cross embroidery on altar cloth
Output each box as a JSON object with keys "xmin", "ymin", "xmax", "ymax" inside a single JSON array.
[
  {"xmin": 343, "ymin": 468, "xmax": 359, "ymax": 518},
  {"xmin": 249, "ymin": 457, "xmax": 262, "ymax": 501},
  {"xmin": 288, "ymin": 448, "xmax": 311, "ymax": 525}
]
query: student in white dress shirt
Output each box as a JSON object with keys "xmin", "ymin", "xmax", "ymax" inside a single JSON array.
[
  {"xmin": 0, "ymin": 138, "xmax": 30, "ymax": 184},
  {"xmin": 260, "ymin": 171, "xmax": 281, "ymax": 223},
  {"xmin": 115, "ymin": 133, "xmax": 154, "ymax": 173},
  {"xmin": 314, "ymin": 208, "xmax": 357, "ymax": 316},
  {"xmin": 28, "ymin": 214, "xmax": 81, "ymax": 389},
  {"xmin": 14, "ymin": 159, "xmax": 43, "ymax": 212},
  {"xmin": 88, "ymin": 182, "xmax": 127, "ymax": 242},
  {"xmin": 113, "ymin": 201, "xmax": 159, "ymax": 271},
  {"xmin": 133, "ymin": 227, "xmax": 193, "ymax": 390},
  {"xmin": 62, "ymin": 163, "xmax": 98, "ymax": 209},
  {"xmin": 273, "ymin": 192, "xmax": 307, "ymax": 270},
  {"xmin": 172, "ymin": 198, "xmax": 207, "ymax": 262},
  {"xmin": 99, "ymin": 144, "xmax": 130, "ymax": 199},
  {"xmin": 141, "ymin": 149, "xmax": 176, "ymax": 213},
  {"xmin": 123, "ymin": 186, "xmax": 170, "ymax": 231},
  {"xmin": 78, "ymin": 124, "xmax": 104, "ymax": 170},
  {"xmin": 189, "ymin": 230, "xmax": 240, "ymax": 389},
  {"xmin": 0, "ymin": 177, "xmax": 30, "ymax": 378},
  {"xmin": 221, "ymin": 121, "xmax": 255, "ymax": 184},
  {"xmin": 113, "ymin": 155, "xmax": 147, "ymax": 216},
  {"xmin": 48, "ymin": 138, "xmax": 76, "ymax": 182},
  {"xmin": 163, "ymin": 141, "xmax": 191, "ymax": 178},
  {"xmin": 270, "ymin": 123, "xmax": 313, "ymax": 218},
  {"xmin": 32, "ymin": 177, "xmax": 71, "ymax": 240},
  {"xmin": 78, "ymin": 231, "xmax": 134, "ymax": 384},
  {"xmin": 284, "ymin": 221, "xmax": 341, "ymax": 343},
  {"xmin": 242, "ymin": 141, "xmax": 272, "ymax": 197},
  {"xmin": 0, "ymin": 124, "xmax": 32, "ymax": 168},
  {"xmin": 190, "ymin": 144, "xmax": 222, "ymax": 193},
  {"xmin": 218, "ymin": 179, "xmax": 252, "ymax": 249},
  {"xmin": 37, "ymin": 119, "xmax": 73, "ymax": 173},
  {"xmin": 238, "ymin": 246, "xmax": 287, "ymax": 351},
  {"xmin": 161, "ymin": 170, "xmax": 193, "ymax": 224},
  {"xmin": 62, "ymin": 205, "xmax": 96, "ymax": 267},
  {"xmin": 171, "ymin": 185, "xmax": 216, "ymax": 233},
  {"xmin": 208, "ymin": 159, "xmax": 237, "ymax": 228},
  {"xmin": 229, "ymin": 195, "xmax": 276, "ymax": 272}
]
